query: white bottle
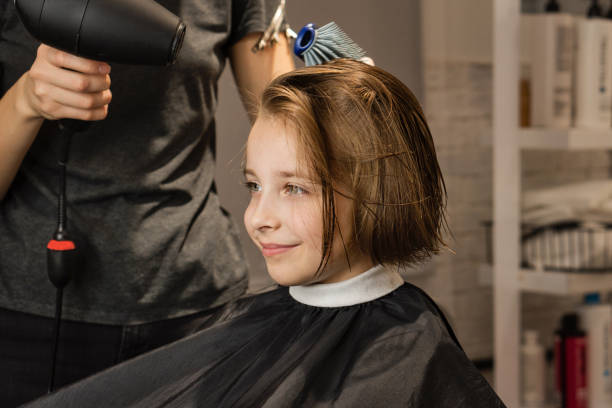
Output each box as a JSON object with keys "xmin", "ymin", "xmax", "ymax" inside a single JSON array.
[
  {"xmin": 574, "ymin": 16, "xmax": 612, "ymax": 129},
  {"xmin": 523, "ymin": 13, "xmax": 574, "ymax": 128},
  {"xmin": 577, "ymin": 292, "xmax": 612, "ymax": 408},
  {"xmin": 521, "ymin": 330, "xmax": 546, "ymax": 407}
]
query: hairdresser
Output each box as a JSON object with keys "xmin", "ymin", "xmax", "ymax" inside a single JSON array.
[{"xmin": 0, "ymin": 0, "xmax": 294, "ymax": 405}]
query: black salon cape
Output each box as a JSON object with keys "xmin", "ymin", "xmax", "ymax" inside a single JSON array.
[{"xmin": 24, "ymin": 283, "xmax": 505, "ymax": 407}]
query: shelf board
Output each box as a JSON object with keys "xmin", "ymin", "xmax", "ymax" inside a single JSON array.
[
  {"xmin": 519, "ymin": 128, "xmax": 612, "ymax": 150},
  {"xmin": 519, "ymin": 268, "xmax": 612, "ymax": 295}
]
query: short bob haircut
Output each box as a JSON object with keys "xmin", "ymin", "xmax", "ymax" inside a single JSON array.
[{"xmin": 257, "ymin": 59, "xmax": 447, "ymax": 273}]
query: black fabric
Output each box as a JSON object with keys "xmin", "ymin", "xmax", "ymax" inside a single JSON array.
[
  {"xmin": 0, "ymin": 305, "xmax": 222, "ymax": 407},
  {"xmin": 25, "ymin": 283, "xmax": 506, "ymax": 407}
]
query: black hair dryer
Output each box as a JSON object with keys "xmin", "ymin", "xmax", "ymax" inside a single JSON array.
[{"xmin": 14, "ymin": 0, "xmax": 186, "ymax": 65}]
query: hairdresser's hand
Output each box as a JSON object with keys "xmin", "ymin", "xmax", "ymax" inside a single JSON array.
[{"xmin": 18, "ymin": 44, "xmax": 112, "ymax": 122}]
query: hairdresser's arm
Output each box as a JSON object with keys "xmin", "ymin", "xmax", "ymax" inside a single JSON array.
[
  {"xmin": 229, "ymin": 32, "xmax": 295, "ymax": 122},
  {"xmin": 0, "ymin": 44, "xmax": 112, "ymax": 200}
]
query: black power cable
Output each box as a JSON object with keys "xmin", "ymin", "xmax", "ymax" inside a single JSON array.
[{"xmin": 46, "ymin": 120, "xmax": 85, "ymax": 392}]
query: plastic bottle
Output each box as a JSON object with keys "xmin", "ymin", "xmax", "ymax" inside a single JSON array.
[
  {"xmin": 577, "ymin": 293, "xmax": 612, "ymax": 408},
  {"xmin": 554, "ymin": 313, "xmax": 588, "ymax": 408},
  {"xmin": 522, "ymin": 330, "xmax": 546, "ymax": 407},
  {"xmin": 588, "ymin": 0, "xmax": 604, "ymax": 18},
  {"xmin": 523, "ymin": 9, "xmax": 574, "ymax": 128},
  {"xmin": 574, "ymin": 13, "xmax": 612, "ymax": 129},
  {"xmin": 545, "ymin": 0, "xmax": 560, "ymax": 13}
]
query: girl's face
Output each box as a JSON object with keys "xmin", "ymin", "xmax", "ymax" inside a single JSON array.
[{"xmin": 244, "ymin": 116, "xmax": 374, "ymax": 286}]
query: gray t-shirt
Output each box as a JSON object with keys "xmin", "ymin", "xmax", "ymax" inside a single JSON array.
[{"xmin": 0, "ymin": 0, "xmax": 279, "ymax": 324}]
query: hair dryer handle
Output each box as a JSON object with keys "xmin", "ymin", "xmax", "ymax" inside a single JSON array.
[{"xmin": 58, "ymin": 119, "xmax": 91, "ymax": 133}]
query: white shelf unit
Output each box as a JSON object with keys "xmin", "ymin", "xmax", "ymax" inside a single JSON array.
[
  {"xmin": 519, "ymin": 269, "xmax": 612, "ymax": 295},
  {"xmin": 481, "ymin": 264, "xmax": 612, "ymax": 296},
  {"xmin": 492, "ymin": 2, "xmax": 612, "ymax": 406},
  {"xmin": 519, "ymin": 128, "xmax": 612, "ymax": 150}
]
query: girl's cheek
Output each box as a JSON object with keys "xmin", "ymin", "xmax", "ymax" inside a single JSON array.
[
  {"xmin": 244, "ymin": 203, "xmax": 255, "ymax": 235},
  {"xmin": 295, "ymin": 204, "xmax": 324, "ymax": 249}
]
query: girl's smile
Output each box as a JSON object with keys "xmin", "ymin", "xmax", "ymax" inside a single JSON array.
[{"xmin": 259, "ymin": 242, "xmax": 300, "ymax": 257}]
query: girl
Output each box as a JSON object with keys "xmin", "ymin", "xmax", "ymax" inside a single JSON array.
[{"xmin": 25, "ymin": 59, "xmax": 505, "ymax": 407}]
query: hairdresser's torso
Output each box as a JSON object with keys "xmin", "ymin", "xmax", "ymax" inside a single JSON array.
[{"xmin": 0, "ymin": 0, "xmax": 261, "ymax": 324}]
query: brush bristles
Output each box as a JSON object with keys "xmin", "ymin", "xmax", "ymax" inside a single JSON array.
[{"xmin": 302, "ymin": 22, "xmax": 367, "ymax": 67}]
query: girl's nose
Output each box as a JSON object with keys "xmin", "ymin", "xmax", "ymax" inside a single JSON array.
[{"xmin": 246, "ymin": 194, "xmax": 281, "ymax": 232}]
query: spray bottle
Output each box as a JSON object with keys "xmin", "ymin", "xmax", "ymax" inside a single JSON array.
[
  {"xmin": 555, "ymin": 313, "xmax": 588, "ymax": 408},
  {"xmin": 577, "ymin": 293, "xmax": 612, "ymax": 408}
]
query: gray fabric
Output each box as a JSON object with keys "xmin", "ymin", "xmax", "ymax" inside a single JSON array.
[{"xmin": 0, "ymin": 0, "xmax": 280, "ymax": 324}]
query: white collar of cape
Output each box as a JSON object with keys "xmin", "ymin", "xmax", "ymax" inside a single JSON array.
[{"xmin": 288, "ymin": 264, "xmax": 404, "ymax": 308}]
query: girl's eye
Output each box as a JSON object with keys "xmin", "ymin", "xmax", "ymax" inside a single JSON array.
[
  {"xmin": 244, "ymin": 181, "xmax": 261, "ymax": 192},
  {"xmin": 285, "ymin": 184, "xmax": 306, "ymax": 195}
]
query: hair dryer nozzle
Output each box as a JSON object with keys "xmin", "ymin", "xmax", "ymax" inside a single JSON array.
[{"xmin": 15, "ymin": 0, "xmax": 187, "ymax": 65}]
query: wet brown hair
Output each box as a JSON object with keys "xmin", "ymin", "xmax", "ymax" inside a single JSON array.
[{"xmin": 257, "ymin": 59, "xmax": 448, "ymax": 273}]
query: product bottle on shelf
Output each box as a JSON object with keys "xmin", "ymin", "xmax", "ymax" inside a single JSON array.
[
  {"xmin": 522, "ymin": 330, "xmax": 547, "ymax": 407},
  {"xmin": 545, "ymin": 0, "xmax": 560, "ymax": 13},
  {"xmin": 555, "ymin": 313, "xmax": 588, "ymax": 408},
  {"xmin": 574, "ymin": 2, "xmax": 612, "ymax": 129},
  {"xmin": 520, "ymin": 16, "xmax": 532, "ymax": 128},
  {"xmin": 522, "ymin": 7, "xmax": 574, "ymax": 128},
  {"xmin": 577, "ymin": 293, "xmax": 612, "ymax": 408},
  {"xmin": 588, "ymin": 0, "xmax": 604, "ymax": 17}
]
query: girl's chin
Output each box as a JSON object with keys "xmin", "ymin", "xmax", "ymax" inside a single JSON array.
[{"xmin": 266, "ymin": 267, "xmax": 316, "ymax": 287}]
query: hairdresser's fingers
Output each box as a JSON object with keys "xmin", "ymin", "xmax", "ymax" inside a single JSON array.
[
  {"xmin": 23, "ymin": 73, "xmax": 112, "ymax": 121},
  {"xmin": 33, "ymin": 95, "xmax": 110, "ymax": 122},
  {"xmin": 39, "ymin": 43, "xmax": 111, "ymax": 75},
  {"xmin": 51, "ymin": 104, "xmax": 109, "ymax": 122},
  {"xmin": 43, "ymin": 86, "xmax": 111, "ymax": 120},
  {"xmin": 24, "ymin": 73, "xmax": 112, "ymax": 120},
  {"xmin": 45, "ymin": 85, "xmax": 112, "ymax": 111},
  {"xmin": 23, "ymin": 45, "xmax": 112, "ymax": 120},
  {"xmin": 30, "ymin": 58, "xmax": 111, "ymax": 93}
]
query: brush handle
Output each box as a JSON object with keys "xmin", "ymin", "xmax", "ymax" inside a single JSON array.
[{"xmin": 294, "ymin": 23, "xmax": 316, "ymax": 58}]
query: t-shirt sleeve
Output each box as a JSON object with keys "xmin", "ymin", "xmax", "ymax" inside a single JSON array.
[{"xmin": 228, "ymin": 0, "xmax": 282, "ymax": 47}]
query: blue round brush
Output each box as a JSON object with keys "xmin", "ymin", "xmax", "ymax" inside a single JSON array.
[{"xmin": 294, "ymin": 22, "xmax": 368, "ymax": 66}]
